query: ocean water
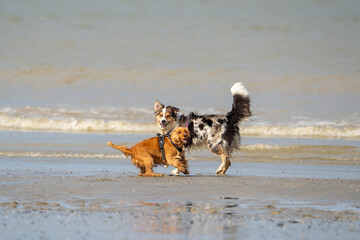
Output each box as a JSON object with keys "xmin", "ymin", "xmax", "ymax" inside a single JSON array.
[{"xmin": 0, "ymin": 0, "xmax": 359, "ymax": 168}]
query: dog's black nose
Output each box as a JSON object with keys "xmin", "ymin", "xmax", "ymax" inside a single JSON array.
[
  {"xmin": 161, "ymin": 119, "xmax": 167, "ymax": 123},
  {"xmin": 184, "ymin": 134, "xmax": 188, "ymax": 138}
]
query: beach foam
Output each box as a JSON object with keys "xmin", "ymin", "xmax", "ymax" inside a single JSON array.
[
  {"xmin": 1, "ymin": 106, "xmax": 359, "ymax": 138},
  {"xmin": 241, "ymin": 125, "xmax": 360, "ymax": 139},
  {"xmin": 1, "ymin": 115, "xmax": 359, "ymax": 138},
  {"xmin": 0, "ymin": 151, "xmax": 126, "ymax": 159},
  {"xmin": 0, "ymin": 115, "xmax": 156, "ymax": 133}
]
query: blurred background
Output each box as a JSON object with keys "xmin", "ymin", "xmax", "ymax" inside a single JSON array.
[{"xmin": 0, "ymin": 0, "xmax": 359, "ymax": 137}]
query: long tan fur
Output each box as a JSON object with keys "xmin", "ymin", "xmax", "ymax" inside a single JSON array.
[{"xmin": 108, "ymin": 127, "xmax": 190, "ymax": 177}]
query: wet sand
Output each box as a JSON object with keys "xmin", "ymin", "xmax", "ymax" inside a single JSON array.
[
  {"xmin": 1, "ymin": 132, "xmax": 359, "ymax": 239},
  {"xmin": 1, "ymin": 169, "xmax": 359, "ymax": 239}
]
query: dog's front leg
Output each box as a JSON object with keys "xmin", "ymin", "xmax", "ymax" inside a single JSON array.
[
  {"xmin": 170, "ymin": 154, "xmax": 181, "ymax": 175},
  {"xmin": 168, "ymin": 156, "xmax": 189, "ymax": 175},
  {"xmin": 168, "ymin": 155, "xmax": 181, "ymax": 175}
]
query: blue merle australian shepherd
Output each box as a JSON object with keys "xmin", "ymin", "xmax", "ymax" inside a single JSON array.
[{"xmin": 154, "ymin": 82, "xmax": 251, "ymax": 175}]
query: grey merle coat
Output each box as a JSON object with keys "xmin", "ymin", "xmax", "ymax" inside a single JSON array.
[{"xmin": 154, "ymin": 82, "xmax": 251, "ymax": 175}]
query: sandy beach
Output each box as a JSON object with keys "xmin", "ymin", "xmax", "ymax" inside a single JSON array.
[
  {"xmin": 1, "ymin": 132, "xmax": 360, "ymax": 239},
  {"xmin": 1, "ymin": 160, "xmax": 359, "ymax": 239}
]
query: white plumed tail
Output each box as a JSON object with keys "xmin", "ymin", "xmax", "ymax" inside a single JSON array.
[{"xmin": 231, "ymin": 82, "xmax": 249, "ymax": 97}]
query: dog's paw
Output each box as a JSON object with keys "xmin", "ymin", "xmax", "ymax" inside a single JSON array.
[
  {"xmin": 215, "ymin": 169, "xmax": 226, "ymax": 175},
  {"xmin": 171, "ymin": 169, "xmax": 180, "ymax": 175}
]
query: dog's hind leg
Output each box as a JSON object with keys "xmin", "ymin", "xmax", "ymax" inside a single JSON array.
[
  {"xmin": 208, "ymin": 144, "xmax": 231, "ymax": 175},
  {"xmin": 141, "ymin": 161, "xmax": 163, "ymax": 177},
  {"xmin": 140, "ymin": 168, "xmax": 163, "ymax": 177},
  {"xmin": 215, "ymin": 152, "xmax": 231, "ymax": 175}
]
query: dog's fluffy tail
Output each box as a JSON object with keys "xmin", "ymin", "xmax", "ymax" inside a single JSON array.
[
  {"xmin": 108, "ymin": 141, "xmax": 134, "ymax": 157},
  {"xmin": 227, "ymin": 82, "xmax": 252, "ymax": 125}
]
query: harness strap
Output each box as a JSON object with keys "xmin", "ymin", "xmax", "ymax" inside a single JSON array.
[
  {"xmin": 168, "ymin": 136, "xmax": 183, "ymax": 153},
  {"xmin": 157, "ymin": 132, "xmax": 183, "ymax": 162},
  {"xmin": 157, "ymin": 133, "xmax": 167, "ymax": 161}
]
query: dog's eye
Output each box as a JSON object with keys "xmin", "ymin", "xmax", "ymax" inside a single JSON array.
[
  {"xmin": 159, "ymin": 113, "xmax": 163, "ymax": 117},
  {"xmin": 178, "ymin": 131, "xmax": 181, "ymax": 134}
]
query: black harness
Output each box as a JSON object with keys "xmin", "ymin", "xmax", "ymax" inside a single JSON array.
[{"xmin": 157, "ymin": 132, "xmax": 182, "ymax": 161}]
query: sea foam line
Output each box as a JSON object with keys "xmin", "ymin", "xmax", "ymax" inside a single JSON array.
[
  {"xmin": 241, "ymin": 125, "xmax": 360, "ymax": 139},
  {"xmin": 0, "ymin": 151, "xmax": 127, "ymax": 159},
  {"xmin": 0, "ymin": 115, "xmax": 156, "ymax": 133},
  {"xmin": 1, "ymin": 115, "xmax": 359, "ymax": 138}
]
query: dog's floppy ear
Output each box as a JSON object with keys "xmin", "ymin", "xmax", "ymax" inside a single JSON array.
[
  {"xmin": 171, "ymin": 128, "xmax": 181, "ymax": 144},
  {"xmin": 154, "ymin": 100, "xmax": 164, "ymax": 113}
]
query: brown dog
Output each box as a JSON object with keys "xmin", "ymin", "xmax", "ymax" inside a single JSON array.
[{"xmin": 108, "ymin": 127, "xmax": 190, "ymax": 177}]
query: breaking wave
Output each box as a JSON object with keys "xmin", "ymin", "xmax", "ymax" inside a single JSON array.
[
  {"xmin": 241, "ymin": 125, "xmax": 360, "ymax": 139},
  {"xmin": 0, "ymin": 107, "xmax": 359, "ymax": 138},
  {"xmin": 0, "ymin": 151, "xmax": 127, "ymax": 159},
  {"xmin": 0, "ymin": 115, "xmax": 156, "ymax": 133}
]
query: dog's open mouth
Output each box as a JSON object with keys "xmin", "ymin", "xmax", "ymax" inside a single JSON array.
[{"xmin": 160, "ymin": 122, "xmax": 168, "ymax": 128}]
